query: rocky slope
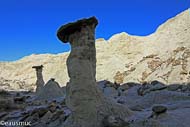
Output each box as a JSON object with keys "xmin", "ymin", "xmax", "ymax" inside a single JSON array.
[
  {"xmin": 0, "ymin": 9, "xmax": 190, "ymax": 91},
  {"xmin": 1, "ymin": 81, "xmax": 190, "ymax": 127}
]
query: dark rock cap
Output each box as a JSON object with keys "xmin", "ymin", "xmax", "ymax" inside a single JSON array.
[
  {"xmin": 57, "ymin": 16, "xmax": 98, "ymax": 43},
  {"xmin": 32, "ymin": 65, "xmax": 44, "ymax": 69}
]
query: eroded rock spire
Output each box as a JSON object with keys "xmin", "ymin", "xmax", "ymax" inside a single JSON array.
[
  {"xmin": 57, "ymin": 17, "xmax": 133, "ymax": 127},
  {"xmin": 32, "ymin": 65, "xmax": 44, "ymax": 93}
]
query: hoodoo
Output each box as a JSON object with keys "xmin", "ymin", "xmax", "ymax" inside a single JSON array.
[
  {"xmin": 32, "ymin": 65, "xmax": 45, "ymax": 93},
  {"xmin": 57, "ymin": 17, "xmax": 133, "ymax": 127}
]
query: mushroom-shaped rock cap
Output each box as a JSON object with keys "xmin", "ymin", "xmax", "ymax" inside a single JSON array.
[
  {"xmin": 57, "ymin": 16, "xmax": 98, "ymax": 43},
  {"xmin": 32, "ymin": 65, "xmax": 44, "ymax": 69}
]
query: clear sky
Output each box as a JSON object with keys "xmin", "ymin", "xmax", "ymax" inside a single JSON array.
[{"xmin": 0, "ymin": 0, "xmax": 189, "ymax": 61}]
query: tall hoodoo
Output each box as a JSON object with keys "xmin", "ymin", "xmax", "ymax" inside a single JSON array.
[
  {"xmin": 32, "ymin": 65, "xmax": 45, "ymax": 93},
  {"xmin": 57, "ymin": 17, "xmax": 132, "ymax": 127}
]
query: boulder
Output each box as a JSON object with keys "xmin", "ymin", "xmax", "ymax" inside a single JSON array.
[
  {"xmin": 40, "ymin": 111, "xmax": 53, "ymax": 124},
  {"xmin": 105, "ymin": 81, "xmax": 119, "ymax": 89},
  {"xmin": 31, "ymin": 107, "xmax": 48, "ymax": 118},
  {"xmin": 150, "ymin": 80, "xmax": 165, "ymax": 86},
  {"xmin": 137, "ymin": 82, "xmax": 167, "ymax": 96},
  {"xmin": 102, "ymin": 115, "xmax": 130, "ymax": 127},
  {"xmin": 51, "ymin": 110, "xmax": 65, "ymax": 121},
  {"xmin": 103, "ymin": 87, "xmax": 118, "ymax": 99},
  {"xmin": 0, "ymin": 97, "xmax": 15, "ymax": 111},
  {"xmin": 24, "ymin": 112, "xmax": 40, "ymax": 123},
  {"xmin": 118, "ymin": 84, "xmax": 130, "ymax": 92},
  {"xmin": 97, "ymin": 80, "xmax": 107, "ymax": 91},
  {"xmin": 181, "ymin": 85, "xmax": 189, "ymax": 92},
  {"xmin": 48, "ymin": 102, "xmax": 58, "ymax": 113},
  {"xmin": 14, "ymin": 96, "xmax": 26, "ymax": 104},
  {"xmin": 167, "ymin": 84, "xmax": 182, "ymax": 91},
  {"xmin": 152, "ymin": 105, "xmax": 167, "ymax": 115},
  {"xmin": 36, "ymin": 78, "xmax": 64, "ymax": 100}
]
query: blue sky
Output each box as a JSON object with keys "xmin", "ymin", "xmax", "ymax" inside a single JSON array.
[{"xmin": 0, "ymin": 0, "xmax": 189, "ymax": 61}]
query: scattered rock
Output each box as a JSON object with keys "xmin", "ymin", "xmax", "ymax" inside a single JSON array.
[
  {"xmin": 119, "ymin": 82, "xmax": 140, "ymax": 92},
  {"xmin": 118, "ymin": 84, "xmax": 129, "ymax": 92},
  {"xmin": 102, "ymin": 115, "xmax": 130, "ymax": 127},
  {"xmin": 0, "ymin": 90, "xmax": 10, "ymax": 96},
  {"xmin": 51, "ymin": 110, "xmax": 65, "ymax": 121},
  {"xmin": 97, "ymin": 80, "xmax": 107, "ymax": 91},
  {"xmin": 24, "ymin": 112, "xmax": 40, "ymax": 123},
  {"xmin": 31, "ymin": 107, "xmax": 48, "ymax": 117},
  {"xmin": 152, "ymin": 105, "xmax": 167, "ymax": 115},
  {"xmin": 167, "ymin": 84, "xmax": 182, "ymax": 91},
  {"xmin": 105, "ymin": 80, "xmax": 119, "ymax": 89},
  {"xmin": 14, "ymin": 96, "xmax": 26, "ymax": 104},
  {"xmin": 48, "ymin": 102, "xmax": 58, "ymax": 113},
  {"xmin": 103, "ymin": 87, "xmax": 119, "ymax": 98},
  {"xmin": 149, "ymin": 83, "xmax": 167, "ymax": 91},
  {"xmin": 0, "ymin": 112, "xmax": 7, "ymax": 119},
  {"xmin": 137, "ymin": 84, "xmax": 150, "ymax": 96},
  {"xmin": 181, "ymin": 85, "xmax": 189, "ymax": 92},
  {"xmin": 137, "ymin": 82, "xmax": 167, "ymax": 96},
  {"xmin": 0, "ymin": 97, "xmax": 14, "ymax": 110},
  {"xmin": 40, "ymin": 111, "xmax": 53, "ymax": 123},
  {"xmin": 150, "ymin": 80, "xmax": 165, "ymax": 86}
]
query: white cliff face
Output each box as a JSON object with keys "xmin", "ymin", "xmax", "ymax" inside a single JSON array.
[
  {"xmin": 96, "ymin": 9, "xmax": 190, "ymax": 84},
  {"xmin": 0, "ymin": 53, "xmax": 69, "ymax": 90},
  {"xmin": 0, "ymin": 9, "xmax": 190, "ymax": 90}
]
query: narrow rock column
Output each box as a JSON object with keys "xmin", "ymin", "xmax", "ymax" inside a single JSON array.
[
  {"xmin": 57, "ymin": 17, "xmax": 133, "ymax": 127},
  {"xmin": 32, "ymin": 65, "xmax": 45, "ymax": 93}
]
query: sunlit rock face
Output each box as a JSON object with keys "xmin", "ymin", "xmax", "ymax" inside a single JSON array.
[{"xmin": 57, "ymin": 17, "xmax": 132, "ymax": 127}]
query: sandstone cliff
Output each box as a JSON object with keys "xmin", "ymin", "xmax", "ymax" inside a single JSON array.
[{"xmin": 0, "ymin": 9, "xmax": 189, "ymax": 90}]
